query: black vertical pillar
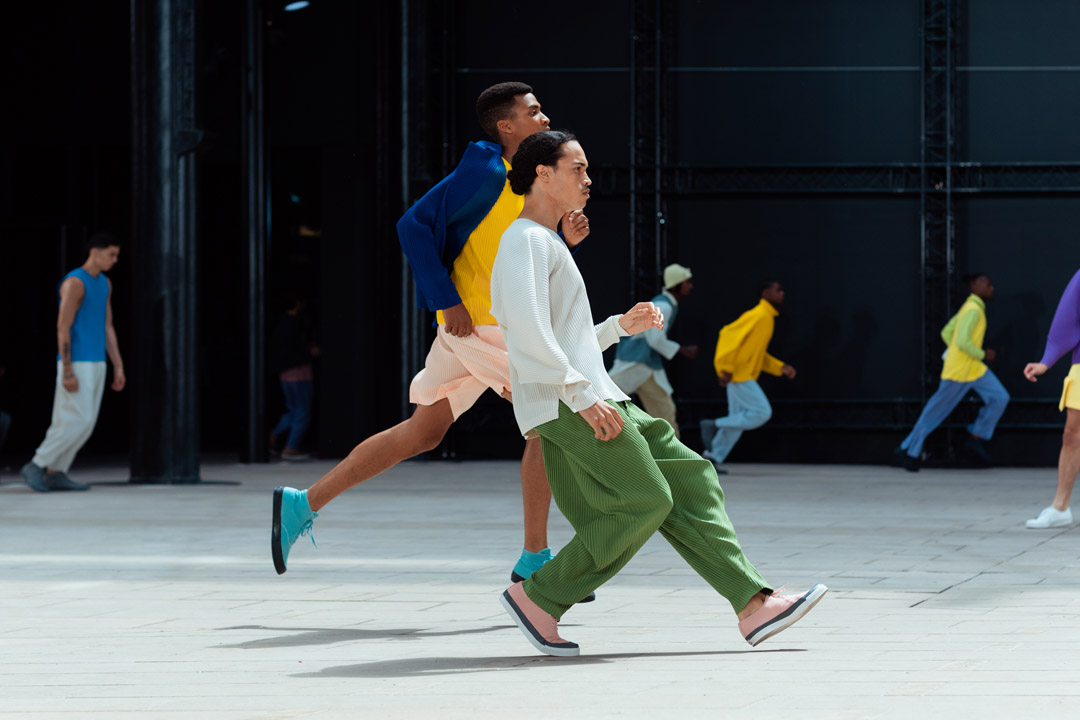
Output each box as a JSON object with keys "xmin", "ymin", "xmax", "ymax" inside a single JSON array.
[
  {"xmin": 241, "ymin": 0, "xmax": 267, "ymax": 463},
  {"xmin": 628, "ymin": 0, "xmax": 669, "ymax": 305},
  {"xmin": 130, "ymin": 0, "xmax": 202, "ymax": 483},
  {"xmin": 919, "ymin": 0, "xmax": 958, "ymax": 459}
]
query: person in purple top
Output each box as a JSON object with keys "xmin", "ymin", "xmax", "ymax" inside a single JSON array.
[{"xmin": 1023, "ymin": 268, "xmax": 1080, "ymax": 529}]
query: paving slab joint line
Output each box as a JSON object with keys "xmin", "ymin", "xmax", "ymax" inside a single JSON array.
[{"xmin": 908, "ymin": 572, "xmax": 982, "ymax": 608}]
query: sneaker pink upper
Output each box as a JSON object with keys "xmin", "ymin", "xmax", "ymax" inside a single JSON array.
[
  {"xmin": 738, "ymin": 584, "xmax": 828, "ymax": 646},
  {"xmin": 507, "ymin": 582, "xmax": 572, "ymax": 645}
]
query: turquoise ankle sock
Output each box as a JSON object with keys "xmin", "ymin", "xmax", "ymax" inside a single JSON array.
[{"xmin": 512, "ymin": 547, "xmax": 553, "ymax": 579}]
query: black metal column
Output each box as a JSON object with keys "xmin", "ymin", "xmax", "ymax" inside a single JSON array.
[
  {"xmin": 129, "ymin": 0, "xmax": 201, "ymax": 483},
  {"xmin": 400, "ymin": 0, "xmax": 420, "ymax": 420},
  {"xmin": 628, "ymin": 0, "xmax": 667, "ymax": 304},
  {"xmin": 400, "ymin": 0, "xmax": 450, "ymax": 420},
  {"xmin": 241, "ymin": 0, "xmax": 267, "ymax": 462},
  {"xmin": 919, "ymin": 0, "xmax": 959, "ymax": 457}
]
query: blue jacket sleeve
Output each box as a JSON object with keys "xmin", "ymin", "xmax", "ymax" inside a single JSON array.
[{"xmin": 396, "ymin": 175, "xmax": 462, "ymax": 312}]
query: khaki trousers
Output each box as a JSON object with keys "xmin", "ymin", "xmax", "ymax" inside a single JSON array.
[{"xmin": 635, "ymin": 375, "xmax": 679, "ymax": 439}]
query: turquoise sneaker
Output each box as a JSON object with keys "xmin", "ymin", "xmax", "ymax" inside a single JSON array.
[{"xmin": 272, "ymin": 487, "xmax": 318, "ymax": 575}]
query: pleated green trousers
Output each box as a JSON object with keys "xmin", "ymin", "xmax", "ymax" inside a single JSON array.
[{"xmin": 524, "ymin": 400, "xmax": 770, "ymax": 620}]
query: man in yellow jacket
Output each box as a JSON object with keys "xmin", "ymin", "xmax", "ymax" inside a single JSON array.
[
  {"xmin": 700, "ymin": 281, "xmax": 796, "ymax": 471},
  {"xmin": 893, "ymin": 273, "xmax": 1010, "ymax": 471}
]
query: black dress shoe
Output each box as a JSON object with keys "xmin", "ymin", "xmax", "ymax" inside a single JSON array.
[
  {"xmin": 510, "ymin": 571, "xmax": 596, "ymax": 603},
  {"xmin": 892, "ymin": 447, "xmax": 919, "ymax": 472},
  {"xmin": 963, "ymin": 434, "xmax": 993, "ymax": 467}
]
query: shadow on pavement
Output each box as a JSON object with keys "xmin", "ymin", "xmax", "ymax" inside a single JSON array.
[
  {"xmin": 294, "ymin": 649, "xmax": 807, "ymax": 678},
  {"xmin": 215, "ymin": 624, "xmax": 514, "ymax": 649}
]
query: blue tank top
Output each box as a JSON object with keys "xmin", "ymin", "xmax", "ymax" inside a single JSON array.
[{"xmin": 57, "ymin": 268, "xmax": 109, "ymax": 362}]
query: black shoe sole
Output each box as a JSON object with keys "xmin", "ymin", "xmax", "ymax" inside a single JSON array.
[
  {"xmin": 511, "ymin": 571, "xmax": 595, "ymax": 603},
  {"xmin": 272, "ymin": 487, "xmax": 286, "ymax": 575},
  {"xmin": 892, "ymin": 448, "xmax": 919, "ymax": 472}
]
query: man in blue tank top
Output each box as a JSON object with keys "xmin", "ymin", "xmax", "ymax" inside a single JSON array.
[
  {"xmin": 608, "ymin": 264, "xmax": 699, "ymax": 438},
  {"xmin": 21, "ymin": 233, "xmax": 126, "ymax": 492}
]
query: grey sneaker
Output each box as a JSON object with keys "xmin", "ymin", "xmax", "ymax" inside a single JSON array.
[
  {"xmin": 21, "ymin": 462, "xmax": 48, "ymax": 493},
  {"xmin": 45, "ymin": 472, "xmax": 91, "ymax": 491}
]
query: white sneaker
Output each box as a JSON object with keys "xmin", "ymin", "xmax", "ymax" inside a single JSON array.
[{"xmin": 1025, "ymin": 506, "xmax": 1073, "ymax": 529}]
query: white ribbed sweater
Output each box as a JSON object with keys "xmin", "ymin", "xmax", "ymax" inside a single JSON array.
[{"xmin": 491, "ymin": 218, "xmax": 630, "ymax": 435}]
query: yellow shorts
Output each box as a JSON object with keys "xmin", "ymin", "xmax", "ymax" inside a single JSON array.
[{"xmin": 1061, "ymin": 364, "xmax": 1080, "ymax": 412}]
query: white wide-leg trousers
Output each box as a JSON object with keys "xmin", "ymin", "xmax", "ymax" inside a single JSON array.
[{"xmin": 32, "ymin": 361, "xmax": 107, "ymax": 473}]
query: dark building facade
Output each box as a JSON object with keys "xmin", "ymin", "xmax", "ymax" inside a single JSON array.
[{"xmin": 1, "ymin": 0, "xmax": 1077, "ymax": 476}]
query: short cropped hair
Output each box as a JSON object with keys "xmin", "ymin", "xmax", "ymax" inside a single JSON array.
[
  {"xmin": 507, "ymin": 130, "xmax": 577, "ymax": 195},
  {"xmin": 476, "ymin": 82, "xmax": 533, "ymax": 142},
  {"xmin": 962, "ymin": 272, "xmax": 988, "ymax": 285},
  {"xmin": 758, "ymin": 280, "xmax": 780, "ymax": 296},
  {"xmin": 87, "ymin": 232, "xmax": 120, "ymax": 250}
]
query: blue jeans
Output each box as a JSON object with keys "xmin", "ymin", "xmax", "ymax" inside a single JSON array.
[
  {"xmin": 272, "ymin": 380, "xmax": 313, "ymax": 451},
  {"xmin": 708, "ymin": 379, "xmax": 772, "ymax": 463},
  {"xmin": 900, "ymin": 368, "xmax": 1010, "ymax": 458}
]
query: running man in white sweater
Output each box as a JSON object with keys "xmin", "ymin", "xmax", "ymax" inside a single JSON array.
[{"xmin": 490, "ymin": 130, "xmax": 828, "ymax": 657}]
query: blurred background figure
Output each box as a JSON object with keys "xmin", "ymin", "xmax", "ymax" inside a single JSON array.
[
  {"xmin": 1024, "ymin": 268, "xmax": 1080, "ymax": 529},
  {"xmin": 20, "ymin": 233, "xmax": 126, "ymax": 492},
  {"xmin": 609, "ymin": 263, "xmax": 699, "ymax": 439},
  {"xmin": 700, "ymin": 281, "xmax": 796, "ymax": 473},
  {"xmin": 893, "ymin": 274, "xmax": 1009, "ymax": 472},
  {"xmin": 269, "ymin": 296, "xmax": 319, "ymax": 460}
]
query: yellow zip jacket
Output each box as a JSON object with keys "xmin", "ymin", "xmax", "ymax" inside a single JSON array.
[
  {"xmin": 940, "ymin": 294, "xmax": 988, "ymax": 382},
  {"xmin": 713, "ymin": 299, "xmax": 785, "ymax": 383}
]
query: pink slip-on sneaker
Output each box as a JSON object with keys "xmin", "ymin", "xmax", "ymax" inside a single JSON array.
[
  {"xmin": 739, "ymin": 584, "xmax": 828, "ymax": 647},
  {"xmin": 500, "ymin": 582, "xmax": 580, "ymax": 657}
]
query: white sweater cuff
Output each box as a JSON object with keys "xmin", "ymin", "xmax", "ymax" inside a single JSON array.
[{"xmin": 562, "ymin": 382, "xmax": 604, "ymax": 413}]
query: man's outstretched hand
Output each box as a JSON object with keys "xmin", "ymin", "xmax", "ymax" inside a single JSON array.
[
  {"xmin": 1024, "ymin": 362, "xmax": 1048, "ymax": 382},
  {"xmin": 442, "ymin": 303, "xmax": 474, "ymax": 338},
  {"xmin": 781, "ymin": 364, "xmax": 797, "ymax": 379},
  {"xmin": 618, "ymin": 302, "xmax": 664, "ymax": 335},
  {"xmin": 580, "ymin": 400, "xmax": 624, "ymax": 441},
  {"xmin": 561, "ymin": 210, "xmax": 590, "ymax": 248}
]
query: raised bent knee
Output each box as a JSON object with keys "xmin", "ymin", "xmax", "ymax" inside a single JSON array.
[
  {"xmin": 745, "ymin": 409, "xmax": 772, "ymax": 429},
  {"xmin": 411, "ymin": 425, "xmax": 447, "ymax": 454},
  {"xmin": 635, "ymin": 487, "xmax": 674, "ymax": 528}
]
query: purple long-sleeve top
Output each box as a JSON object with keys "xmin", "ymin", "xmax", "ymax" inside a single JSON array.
[{"xmin": 1041, "ymin": 268, "xmax": 1080, "ymax": 367}]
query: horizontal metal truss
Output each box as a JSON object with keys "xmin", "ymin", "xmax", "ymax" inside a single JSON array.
[{"xmin": 588, "ymin": 162, "xmax": 1080, "ymax": 197}]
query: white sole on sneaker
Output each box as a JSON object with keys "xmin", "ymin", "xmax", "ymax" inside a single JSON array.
[
  {"xmin": 745, "ymin": 584, "xmax": 829, "ymax": 647},
  {"xmin": 499, "ymin": 591, "xmax": 580, "ymax": 657},
  {"xmin": 1026, "ymin": 519, "xmax": 1071, "ymax": 529}
]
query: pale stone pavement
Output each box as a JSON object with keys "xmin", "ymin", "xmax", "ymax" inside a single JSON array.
[{"xmin": 1, "ymin": 459, "xmax": 1077, "ymax": 718}]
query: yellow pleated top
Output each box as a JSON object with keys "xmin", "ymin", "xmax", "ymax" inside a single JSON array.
[{"xmin": 436, "ymin": 158, "xmax": 523, "ymax": 327}]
